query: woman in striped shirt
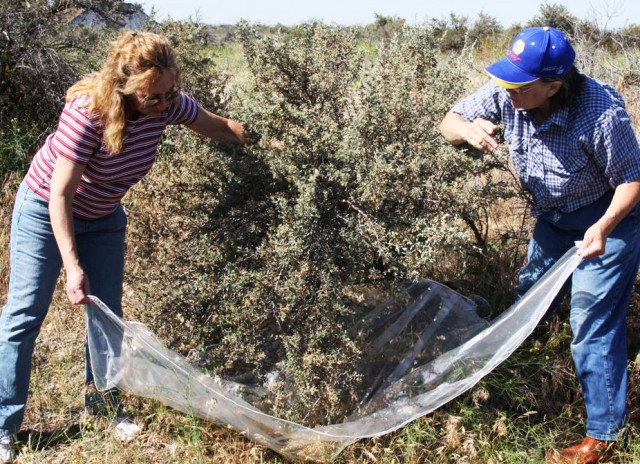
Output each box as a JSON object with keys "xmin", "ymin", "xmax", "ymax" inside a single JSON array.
[{"xmin": 0, "ymin": 30, "xmax": 249, "ymax": 462}]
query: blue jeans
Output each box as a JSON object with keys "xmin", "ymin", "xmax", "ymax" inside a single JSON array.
[
  {"xmin": 0, "ymin": 181, "xmax": 126, "ymax": 437},
  {"xmin": 516, "ymin": 192, "xmax": 640, "ymax": 441}
]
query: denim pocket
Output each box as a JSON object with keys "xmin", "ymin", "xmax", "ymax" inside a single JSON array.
[{"xmin": 13, "ymin": 182, "xmax": 44, "ymax": 221}]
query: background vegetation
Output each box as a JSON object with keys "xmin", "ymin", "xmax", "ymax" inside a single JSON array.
[{"xmin": 1, "ymin": 0, "xmax": 640, "ymax": 462}]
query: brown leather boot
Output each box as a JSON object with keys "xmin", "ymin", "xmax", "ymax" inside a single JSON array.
[{"xmin": 546, "ymin": 437, "xmax": 617, "ymax": 463}]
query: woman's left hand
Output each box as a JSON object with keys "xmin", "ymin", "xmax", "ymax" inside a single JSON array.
[{"xmin": 578, "ymin": 223, "xmax": 607, "ymax": 259}]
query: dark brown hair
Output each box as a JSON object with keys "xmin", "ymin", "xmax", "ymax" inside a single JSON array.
[{"xmin": 541, "ymin": 66, "xmax": 585, "ymax": 112}]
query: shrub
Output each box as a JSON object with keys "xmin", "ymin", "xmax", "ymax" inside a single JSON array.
[
  {"xmin": 358, "ymin": 13, "xmax": 406, "ymax": 44},
  {"xmin": 526, "ymin": 3, "xmax": 578, "ymax": 33},
  {"xmin": 428, "ymin": 13, "xmax": 470, "ymax": 52},
  {"xmin": 468, "ymin": 12, "xmax": 504, "ymax": 47},
  {"xmin": 123, "ymin": 21, "xmax": 523, "ymax": 424}
]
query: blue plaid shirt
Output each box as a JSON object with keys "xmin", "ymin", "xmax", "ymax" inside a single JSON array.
[{"xmin": 452, "ymin": 76, "xmax": 640, "ymax": 220}]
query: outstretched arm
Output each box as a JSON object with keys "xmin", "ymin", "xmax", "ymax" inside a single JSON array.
[{"xmin": 186, "ymin": 107, "xmax": 250, "ymax": 146}]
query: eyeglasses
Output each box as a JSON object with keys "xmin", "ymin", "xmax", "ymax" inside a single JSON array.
[
  {"xmin": 140, "ymin": 86, "xmax": 181, "ymax": 108},
  {"xmin": 507, "ymin": 80, "xmax": 544, "ymax": 95}
]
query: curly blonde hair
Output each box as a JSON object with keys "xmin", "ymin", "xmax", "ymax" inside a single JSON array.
[{"xmin": 66, "ymin": 31, "xmax": 181, "ymax": 155}]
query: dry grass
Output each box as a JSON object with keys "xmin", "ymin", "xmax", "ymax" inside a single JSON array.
[{"xmin": 0, "ymin": 173, "xmax": 20, "ymax": 296}]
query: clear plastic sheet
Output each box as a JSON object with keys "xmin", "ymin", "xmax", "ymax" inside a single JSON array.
[{"xmin": 86, "ymin": 247, "xmax": 581, "ymax": 462}]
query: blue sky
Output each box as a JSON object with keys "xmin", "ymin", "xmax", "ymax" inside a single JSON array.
[{"xmin": 141, "ymin": 0, "xmax": 638, "ymax": 29}]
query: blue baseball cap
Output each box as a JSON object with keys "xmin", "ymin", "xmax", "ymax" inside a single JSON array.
[{"xmin": 485, "ymin": 26, "xmax": 576, "ymax": 89}]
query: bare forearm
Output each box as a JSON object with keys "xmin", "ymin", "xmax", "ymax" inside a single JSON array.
[
  {"xmin": 49, "ymin": 195, "xmax": 81, "ymax": 273},
  {"xmin": 440, "ymin": 111, "xmax": 472, "ymax": 145},
  {"xmin": 598, "ymin": 181, "xmax": 640, "ymax": 235},
  {"xmin": 187, "ymin": 108, "xmax": 248, "ymax": 145}
]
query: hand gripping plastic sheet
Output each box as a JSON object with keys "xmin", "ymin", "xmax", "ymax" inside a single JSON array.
[{"xmin": 86, "ymin": 247, "xmax": 581, "ymax": 462}]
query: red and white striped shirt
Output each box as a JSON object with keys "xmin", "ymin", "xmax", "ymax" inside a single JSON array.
[{"xmin": 25, "ymin": 93, "xmax": 199, "ymax": 219}]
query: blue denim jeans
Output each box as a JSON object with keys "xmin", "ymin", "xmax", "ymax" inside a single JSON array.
[
  {"xmin": 0, "ymin": 181, "xmax": 126, "ymax": 437},
  {"xmin": 515, "ymin": 191, "xmax": 640, "ymax": 441}
]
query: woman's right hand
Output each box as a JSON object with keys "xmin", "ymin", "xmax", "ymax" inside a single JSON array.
[
  {"xmin": 440, "ymin": 111, "xmax": 499, "ymax": 152},
  {"xmin": 461, "ymin": 118, "xmax": 499, "ymax": 152},
  {"xmin": 65, "ymin": 265, "xmax": 92, "ymax": 305}
]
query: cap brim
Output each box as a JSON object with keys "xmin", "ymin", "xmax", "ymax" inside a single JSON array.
[{"xmin": 485, "ymin": 57, "xmax": 538, "ymax": 88}]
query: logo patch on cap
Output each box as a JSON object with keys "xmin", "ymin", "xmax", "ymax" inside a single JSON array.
[{"xmin": 512, "ymin": 39, "xmax": 525, "ymax": 55}]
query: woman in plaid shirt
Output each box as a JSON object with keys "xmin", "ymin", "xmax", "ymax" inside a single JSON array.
[{"xmin": 441, "ymin": 26, "xmax": 640, "ymax": 464}]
